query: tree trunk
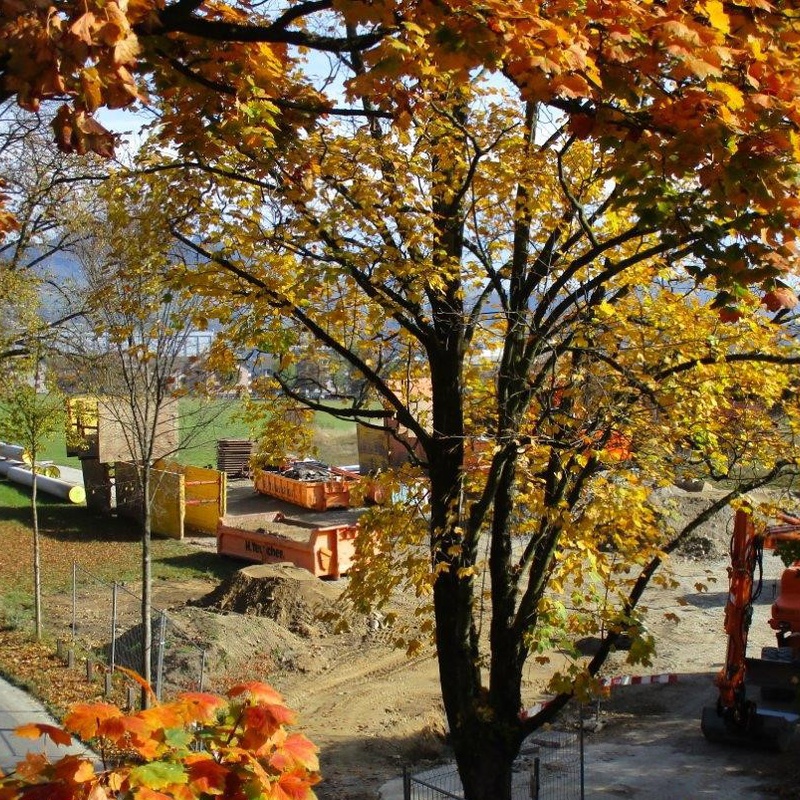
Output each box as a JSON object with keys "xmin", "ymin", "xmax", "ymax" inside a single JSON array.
[
  {"xmin": 141, "ymin": 464, "xmax": 152, "ymax": 708},
  {"xmin": 31, "ymin": 459, "xmax": 42, "ymax": 641},
  {"xmin": 429, "ymin": 436, "xmax": 523, "ymax": 800},
  {"xmin": 454, "ymin": 729, "xmax": 519, "ymax": 800},
  {"xmin": 427, "ymin": 347, "xmax": 527, "ymax": 800}
]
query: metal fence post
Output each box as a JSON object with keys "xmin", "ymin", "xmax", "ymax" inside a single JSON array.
[
  {"xmin": 110, "ymin": 582, "xmax": 118, "ymax": 673},
  {"xmin": 156, "ymin": 612, "xmax": 167, "ymax": 701},
  {"xmin": 402, "ymin": 766, "xmax": 411, "ymax": 800},
  {"xmin": 579, "ymin": 704, "xmax": 585, "ymax": 800},
  {"xmin": 71, "ymin": 562, "xmax": 77, "ymax": 642},
  {"xmin": 530, "ymin": 757, "xmax": 540, "ymax": 800},
  {"xmin": 199, "ymin": 649, "xmax": 207, "ymax": 692}
]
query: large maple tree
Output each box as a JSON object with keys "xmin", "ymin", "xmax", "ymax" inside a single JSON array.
[
  {"xmin": 126, "ymin": 77, "xmax": 799, "ymax": 797},
  {"xmin": 4, "ymin": 2, "xmax": 800, "ymax": 799}
]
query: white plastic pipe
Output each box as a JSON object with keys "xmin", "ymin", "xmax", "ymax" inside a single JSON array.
[
  {"xmin": 0, "ymin": 443, "xmax": 26, "ymax": 461},
  {"xmin": 0, "ymin": 459, "xmax": 23, "ymax": 477},
  {"xmin": 6, "ymin": 465, "xmax": 86, "ymax": 504}
]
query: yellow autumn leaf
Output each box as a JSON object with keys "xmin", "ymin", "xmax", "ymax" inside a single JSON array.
[
  {"xmin": 595, "ymin": 301, "xmax": 615, "ymax": 319},
  {"xmin": 701, "ymin": 0, "xmax": 730, "ymax": 34},
  {"xmin": 708, "ymin": 81, "xmax": 744, "ymax": 111}
]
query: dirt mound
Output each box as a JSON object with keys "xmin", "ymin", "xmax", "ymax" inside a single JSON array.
[
  {"xmin": 654, "ymin": 485, "xmax": 800, "ymax": 560},
  {"xmin": 195, "ymin": 563, "xmax": 342, "ymax": 635},
  {"xmin": 168, "ymin": 605, "xmax": 311, "ymax": 686}
]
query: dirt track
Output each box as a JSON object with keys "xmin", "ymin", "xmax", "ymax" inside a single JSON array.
[{"xmin": 165, "ymin": 485, "xmax": 800, "ymax": 798}]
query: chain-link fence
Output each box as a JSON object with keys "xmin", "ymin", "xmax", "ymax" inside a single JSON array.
[
  {"xmin": 405, "ymin": 709, "xmax": 584, "ymax": 800},
  {"xmin": 68, "ymin": 563, "xmax": 206, "ymax": 701}
]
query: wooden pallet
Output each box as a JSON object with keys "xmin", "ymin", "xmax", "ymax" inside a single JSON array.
[{"xmin": 216, "ymin": 439, "xmax": 254, "ymax": 477}]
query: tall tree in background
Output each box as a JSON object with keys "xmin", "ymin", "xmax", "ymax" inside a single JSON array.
[
  {"xmin": 0, "ymin": 101, "xmax": 98, "ymax": 362},
  {"xmin": 71, "ymin": 201, "xmax": 222, "ymax": 705},
  {"xmin": 3, "ymin": 2, "xmax": 800, "ymax": 797}
]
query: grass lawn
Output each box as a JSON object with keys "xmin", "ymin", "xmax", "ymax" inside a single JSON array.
[
  {"xmin": 0, "ymin": 481, "xmax": 239, "ymax": 624},
  {"xmin": 0, "ymin": 395, "xmax": 359, "ymax": 625},
  {"xmin": 176, "ymin": 398, "xmax": 358, "ymax": 466}
]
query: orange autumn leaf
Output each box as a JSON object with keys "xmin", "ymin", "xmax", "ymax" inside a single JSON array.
[
  {"xmin": 114, "ymin": 666, "xmax": 158, "ymax": 703},
  {"xmin": 52, "ymin": 755, "xmax": 96, "ymax": 784},
  {"xmin": 0, "ymin": 684, "xmax": 318, "ymax": 800},
  {"xmin": 273, "ymin": 769, "xmax": 320, "ymax": 800},
  {"xmin": 15, "ymin": 723, "xmax": 72, "ymax": 747},
  {"xmin": 269, "ymin": 733, "xmax": 319, "ymax": 773},
  {"xmin": 63, "ymin": 703, "xmax": 124, "ymax": 741},
  {"xmin": 13, "ymin": 752, "xmax": 50, "ymax": 782},
  {"xmin": 227, "ymin": 682, "xmax": 284, "ymax": 705},
  {"xmin": 176, "ymin": 692, "xmax": 227, "ymax": 723},
  {"xmin": 130, "ymin": 788, "xmax": 172, "ymax": 800}
]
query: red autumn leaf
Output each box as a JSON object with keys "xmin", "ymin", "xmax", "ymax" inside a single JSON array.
[
  {"xmin": 6, "ymin": 786, "xmax": 74, "ymax": 800},
  {"xmin": 718, "ymin": 305, "xmax": 743, "ymax": 323},
  {"xmin": 15, "ymin": 722, "xmax": 72, "ymax": 747},
  {"xmin": 185, "ymin": 755, "xmax": 229, "ymax": 794},
  {"xmin": 763, "ymin": 286, "xmax": 799, "ymax": 311},
  {"xmin": 568, "ymin": 113, "xmax": 595, "ymax": 138}
]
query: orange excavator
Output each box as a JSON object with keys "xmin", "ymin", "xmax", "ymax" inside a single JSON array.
[{"xmin": 702, "ymin": 508, "xmax": 800, "ymax": 750}]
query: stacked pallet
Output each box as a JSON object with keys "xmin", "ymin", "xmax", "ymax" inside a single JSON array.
[{"xmin": 216, "ymin": 439, "xmax": 254, "ymax": 477}]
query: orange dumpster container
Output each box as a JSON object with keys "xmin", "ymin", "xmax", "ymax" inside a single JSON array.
[
  {"xmin": 253, "ymin": 465, "xmax": 359, "ymax": 510},
  {"xmin": 217, "ymin": 512, "xmax": 358, "ymax": 579}
]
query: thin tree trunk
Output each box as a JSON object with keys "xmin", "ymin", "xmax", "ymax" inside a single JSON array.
[
  {"xmin": 141, "ymin": 464, "xmax": 152, "ymax": 708},
  {"xmin": 31, "ymin": 455, "xmax": 42, "ymax": 641}
]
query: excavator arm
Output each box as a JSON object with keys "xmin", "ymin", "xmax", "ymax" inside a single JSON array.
[{"xmin": 701, "ymin": 509, "xmax": 800, "ymax": 751}]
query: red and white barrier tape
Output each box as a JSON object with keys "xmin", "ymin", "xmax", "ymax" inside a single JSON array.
[
  {"xmin": 520, "ymin": 672, "xmax": 679, "ymax": 720},
  {"xmin": 600, "ymin": 672, "xmax": 678, "ymax": 688}
]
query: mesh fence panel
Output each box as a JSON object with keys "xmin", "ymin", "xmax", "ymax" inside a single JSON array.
[
  {"xmin": 108, "ymin": 581, "xmax": 147, "ymax": 677},
  {"xmin": 69, "ymin": 564, "xmax": 206, "ymax": 701},
  {"xmin": 407, "ymin": 708, "xmax": 583, "ymax": 800},
  {"xmin": 155, "ymin": 613, "xmax": 207, "ymax": 699}
]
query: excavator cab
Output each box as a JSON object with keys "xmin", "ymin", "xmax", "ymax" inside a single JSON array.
[{"xmin": 701, "ymin": 509, "xmax": 800, "ymax": 751}]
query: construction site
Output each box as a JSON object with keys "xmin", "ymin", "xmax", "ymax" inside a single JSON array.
[{"xmin": 1, "ymin": 397, "xmax": 799, "ymax": 799}]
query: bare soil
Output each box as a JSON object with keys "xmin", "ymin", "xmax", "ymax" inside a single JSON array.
[{"xmin": 54, "ymin": 484, "xmax": 800, "ymax": 798}]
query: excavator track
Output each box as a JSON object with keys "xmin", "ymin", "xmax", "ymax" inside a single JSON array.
[{"xmin": 701, "ymin": 704, "xmax": 794, "ymax": 752}]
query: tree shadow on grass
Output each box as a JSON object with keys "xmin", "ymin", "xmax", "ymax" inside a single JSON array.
[{"xmin": 0, "ymin": 494, "xmax": 141, "ymax": 542}]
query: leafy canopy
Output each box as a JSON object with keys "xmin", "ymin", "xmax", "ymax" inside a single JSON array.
[{"xmin": 1, "ymin": 0, "xmax": 800, "ymax": 290}]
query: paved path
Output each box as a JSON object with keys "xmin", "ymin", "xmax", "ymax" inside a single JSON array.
[{"xmin": 0, "ymin": 676, "xmax": 92, "ymax": 773}]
